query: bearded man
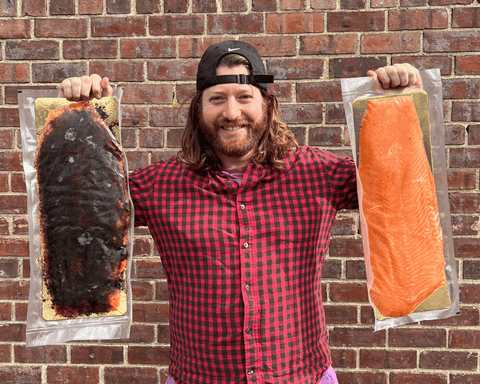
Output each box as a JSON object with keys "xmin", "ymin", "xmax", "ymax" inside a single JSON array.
[{"xmin": 59, "ymin": 40, "xmax": 422, "ymax": 384}]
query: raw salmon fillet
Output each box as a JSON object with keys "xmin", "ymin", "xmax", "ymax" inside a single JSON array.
[{"xmin": 358, "ymin": 95, "xmax": 446, "ymax": 318}]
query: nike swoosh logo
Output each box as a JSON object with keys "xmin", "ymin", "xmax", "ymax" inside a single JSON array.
[{"xmin": 228, "ymin": 48, "xmax": 240, "ymax": 52}]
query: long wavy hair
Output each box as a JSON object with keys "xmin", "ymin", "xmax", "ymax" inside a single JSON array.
[{"xmin": 178, "ymin": 55, "xmax": 298, "ymax": 173}]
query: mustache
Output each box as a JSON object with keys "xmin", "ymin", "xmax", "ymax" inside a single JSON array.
[{"xmin": 214, "ymin": 118, "xmax": 253, "ymax": 129}]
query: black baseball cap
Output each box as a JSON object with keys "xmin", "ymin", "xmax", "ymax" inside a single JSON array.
[{"xmin": 196, "ymin": 40, "xmax": 274, "ymax": 92}]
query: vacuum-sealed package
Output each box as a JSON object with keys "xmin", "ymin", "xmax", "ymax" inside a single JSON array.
[
  {"xmin": 19, "ymin": 89, "xmax": 134, "ymax": 346},
  {"xmin": 341, "ymin": 69, "xmax": 459, "ymax": 331}
]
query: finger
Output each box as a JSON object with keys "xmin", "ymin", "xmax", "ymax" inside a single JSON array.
[
  {"xmin": 59, "ymin": 79, "xmax": 71, "ymax": 99},
  {"xmin": 79, "ymin": 75, "xmax": 94, "ymax": 101},
  {"xmin": 69, "ymin": 77, "xmax": 83, "ymax": 101},
  {"xmin": 89, "ymin": 74, "xmax": 104, "ymax": 99},
  {"xmin": 101, "ymin": 77, "xmax": 114, "ymax": 97},
  {"xmin": 375, "ymin": 67, "xmax": 392, "ymax": 89},
  {"xmin": 393, "ymin": 64, "xmax": 410, "ymax": 87}
]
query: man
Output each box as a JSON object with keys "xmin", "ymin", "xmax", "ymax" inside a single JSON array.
[{"xmin": 59, "ymin": 41, "xmax": 422, "ymax": 384}]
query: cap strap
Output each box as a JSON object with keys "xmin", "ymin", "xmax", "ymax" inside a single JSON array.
[{"xmin": 203, "ymin": 74, "xmax": 274, "ymax": 89}]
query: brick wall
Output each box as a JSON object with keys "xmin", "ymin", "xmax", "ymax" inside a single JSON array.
[{"xmin": 0, "ymin": 0, "xmax": 479, "ymax": 383}]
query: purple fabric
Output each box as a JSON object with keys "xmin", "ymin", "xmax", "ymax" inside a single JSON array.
[{"xmin": 166, "ymin": 366, "xmax": 338, "ymax": 384}]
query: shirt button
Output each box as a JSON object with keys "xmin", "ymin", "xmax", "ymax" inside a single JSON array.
[
  {"xmin": 246, "ymin": 327, "xmax": 252, "ymax": 334},
  {"xmin": 243, "ymin": 242, "xmax": 249, "ymax": 249},
  {"xmin": 248, "ymin": 369, "xmax": 254, "ymax": 375},
  {"xmin": 245, "ymin": 284, "xmax": 250, "ymax": 291},
  {"xmin": 240, "ymin": 204, "xmax": 246, "ymax": 210}
]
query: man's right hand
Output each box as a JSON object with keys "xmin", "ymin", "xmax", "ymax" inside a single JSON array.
[{"xmin": 58, "ymin": 74, "xmax": 113, "ymax": 101}]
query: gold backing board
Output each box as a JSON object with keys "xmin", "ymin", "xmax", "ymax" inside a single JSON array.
[
  {"xmin": 35, "ymin": 97, "xmax": 127, "ymax": 321},
  {"xmin": 353, "ymin": 91, "xmax": 452, "ymax": 320}
]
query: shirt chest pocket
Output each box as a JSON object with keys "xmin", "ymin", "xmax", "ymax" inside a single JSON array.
[{"xmin": 250, "ymin": 199, "xmax": 322, "ymax": 244}]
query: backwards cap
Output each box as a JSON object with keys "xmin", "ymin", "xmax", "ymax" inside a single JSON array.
[{"xmin": 196, "ymin": 40, "xmax": 274, "ymax": 93}]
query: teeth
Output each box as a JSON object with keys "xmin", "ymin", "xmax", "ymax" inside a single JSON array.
[{"xmin": 222, "ymin": 126, "xmax": 242, "ymax": 131}]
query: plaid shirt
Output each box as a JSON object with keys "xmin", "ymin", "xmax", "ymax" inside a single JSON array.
[{"xmin": 129, "ymin": 146, "xmax": 358, "ymax": 384}]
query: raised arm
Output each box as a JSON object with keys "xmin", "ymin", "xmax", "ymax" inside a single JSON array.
[
  {"xmin": 58, "ymin": 74, "xmax": 113, "ymax": 101},
  {"xmin": 367, "ymin": 63, "xmax": 423, "ymax": 93}
]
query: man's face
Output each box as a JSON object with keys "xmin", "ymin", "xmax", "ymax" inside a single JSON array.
[{"xmin": 199, "ymin": 65, "xmax": 267, "ymax": 165}]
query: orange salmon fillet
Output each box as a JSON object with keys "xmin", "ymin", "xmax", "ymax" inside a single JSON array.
[{"xmin": 358, "ymin": 95, "xmax": 446, "ymax": 318}]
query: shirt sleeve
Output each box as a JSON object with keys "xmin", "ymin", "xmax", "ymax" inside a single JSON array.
[{"xmin": 129, "ymin": 162, "xmax": 161, "ymax": 227}]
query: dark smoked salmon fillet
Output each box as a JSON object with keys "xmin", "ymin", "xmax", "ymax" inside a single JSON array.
[{"xmin": 358, "ymin": 95, "xmax": 446, "ymax": 318}]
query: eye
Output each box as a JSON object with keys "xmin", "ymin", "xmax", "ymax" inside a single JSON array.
[{"xmin": 209, "ymin": 96, "xmax": 224, "ymax": 103}]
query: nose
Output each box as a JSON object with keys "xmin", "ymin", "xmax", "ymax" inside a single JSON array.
[{"xmin": 223, "ymin": 97, "xmax": 241, "ymax": 121}]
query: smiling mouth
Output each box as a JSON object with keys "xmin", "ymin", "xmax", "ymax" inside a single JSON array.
[{"xmin": 221, "ymin": 126, "xmax": 244, "ymax": 131}]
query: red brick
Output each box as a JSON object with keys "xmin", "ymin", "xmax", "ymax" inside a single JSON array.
[
  {"xmin": 136, "ymin": 259, "xmax": 165, "ymax": 278},
  {"xmin": 104, "ymin": 367, "xmax": 158, "ymax": 384},
  {"xmin": 148, "ymin": 60, "xmax": 197, "ymax": 81},
  {"xmin": 330, "ymin": 282, "xmax": 368, "ymax": 303},
  {"xmin": 328, "ymin": 238, "xmax": 363, "ymax": 258},
  {"xmin": 452, "ymin": 101, "xmax": 480, "ymax": 122},
  {"xmin": 337, "ymin": 372, "xmax": 387, "ymax": 384},
  {"xmin": 139, "ymin": 128, "xmax": 164, "ymax": 148},
  {"xmin": 324, "ymin": 305, "xmax": 357, "ymax": 324},
  {"xmin": 14, "ymin": 345, "xmax": 67, "ymax": 363},
  {"xmin": 71, "ymin": 346, "xmax": 123, "ymax": 364},
  {"xmin": 321, "ymin": 259, "xmax": 342, "ymax": 279},
  {"xmin": 420, "ymin": 351, "xmax": 477, "ymax": 370},
  {"xmin": 0, "ymin": 324, "xmax": 25, "ymax": 341},
  {"xmin": 0, "ymin": 343, "xmax": 10, "ymax": 362},
  {"xmin": 158, "ymin": 324, "xmax": 170, "ymax": 343},
  {"xmin": 360, "ymin": 349, "xmax": 416, "ymax": 369},
  {"xmin": 450, "ymin": 374, "xmax": 480, "ymax": 384},
  {"xmin": 445, "ymin": 125, "xmax": 465, "ymax": 145},
  {"xmin": 35, "ymin": 18, "xmax": 87, "ymax": 38},
  {"xmin": 121, "ymin": 107, "xmax": 148, "ymax": 128},
  {"xmin": 156, "ymin": 281, "xmax": 169, "ymax": 301},
  {"xmin": 132, "ymin": 281, "xmax": 154, "ymax": 301},
  {"xmin": 300, "ymin": 34, "xmax": 356, "ymax": 55},
  {"xmin": 267, "ymin": 12, "xmax": 324, "ymax": 34},
  {"xmin": 392, "ymin": 55, "xmax": 451, "ymax": 75},
  {"xmin": 0, "ymin": 152, "xmax": 22, "ymax": 170},
  {"xmin": 133, "ymin": 303, "xmax": 169, "ymax": 322},
  {"xmin": 449, "ymin": 193, "xmax": 480, "ymax": 213},
  {"xmin": 122, "ymin": 84, "xmax": 173, "ymax": 104},
  {"xmin": 280, "ymin": 104, "xmax": 323, "ymax": 124},
  {"xmin": 107, "ymin": 0, "xmax": 130, "ymax": 14},
  {"xmin": 63, "ymin": 40, "xmax": 117, "ymax": 59},
  {"xmin": 331, "ymin": 216, "xmax": 356, "ymax": 236},
  {"xmin": 6, "ymin": 40, "xmax": 58, "ymax": 60},
  {"xmin": 390, "ymin": 373, "xmax": 447, "ymax": 384},
  {"xmin": 166, "ymin": 129, "xmax": 183, "ymax": 148},
  {"xmin": 252, "ymin": 0, "xmax": 276, "ymax": 11},
  {"xmin": 0, "ymin": 0, "xmax": 16, "ymax": 16},
  {"xmin": 450, "ymin": 328, "xmax": 480, "ymax": 349},
  {"xmin": 311, "ymin": 0, "xmax": 336, "ymax": 8},
  {"xmin": 309, "ymin": 126, "xmax": 342, "ymax": 147},
  {"xmin": 47, "ymin": 366, "xmax": 100, "ymax": 384},
  {"xmin": 0, "ymin": 130, "xmax": 14, "ymax": 149},
  {"xmin": 389, "ymin": 328, "xmax": 446, "ymax": 348},
  {"xmin": 0, "ymin": 64, "xmax": 28, "ymax": 83},
  {"xmin": 345, "ymin": 260, "xmax": 366, "ymax": 279},
  {"xmin": 443, "ymin": 79, "xmax": 480, "ymax": 99},
  {"xmin": 0, "ymin": 19, "xmax": 30, "ymax": 38},
  {"xmin": 243, "ymin": 36, "xmax": 297, "ymax": 57},
  {"xmin": 371, "ymin": 0, "xmax": 395, "ymax": 6},
  {"xmin": 12, "ymin": 217, "xmax": 28, "ymax": 235},
  {"xmin": 267, "ymin": 59, "xmax": 324, "ymax": 80},
  {"xmin": 330, "ymin": 328, "xmax": 386, "ymax": 347},
  {"xmin": 0, "ymin": 280, "xmax": 28, "ymax": 300},
  {"xmin": 341, "ymin": 0, "xmax": 366, "ymax": 8},
  {"xmin": 0, "ymin": 238, "xmax": 29, "ymax": 256},
  {"xmin": 455, "ymin": 237, "xmax": 480, "ymax": 257},
  {"xmin": 0, "ymin": 302, "xmax": 12, "ymax": 320},
  {"xmin": 90, "ymin": 61, "xmax": 143, "ymax": 82},
  {"xmin": 330, "ymin": 57, "xmax": 387, "ymax": 78},
  {"xmin": 0, "ymin": 196, "xmax": 26, "ymax": 215},
  {"xmin": 79, "ymin": 0, "xmax": 102, "ymax": 14},
  {"xmin": 281, "ymin": 0, "xmax": 306, "ymax": 9},
  {"xmin": 32, "ymin": 63, "xmax": 85, "ymax": 83},
  {"xmin": 468, "ymin": 124, "xmax": 480, "ymax": 144},
  {"xmin": 121, "ymin": 38, "xmax": 175, "ymax": 59},
  {"xmin": 297, "ymin": 82, "xmax": 341, "ymax": 103},
  {"xmin": 0, "ymin": 367, "xmax": 41, "ymax": 383},
  {"xmin": 325, "ymin": 103, "xmax": 347, "ymax": 124},
  {"xmin": 165, "ymin": 0, "xmax": 188, "ymax": 12},
  {"xmin": 11, "ymin": 173, "xmax": 26, "ymax": 193},
  {"xmin": 331, "ymin": 348, "xmax": 356, "ymax": 368},
  {"xmin": 424, "ymin": 306, "xmax": 479, "ymax": 326},
  {"xmin": 429, "ymin": 0, "xmax": 472, "ymax": 4},
  {"xmin": 389, "ymin": 9, "xmax": 448, "ymax": 30},
  {"xmin": 150, "ymin": 15, "xmax": 204, "ymax": 35},
  {"xmin": 150, "ymin": 107, "xmax": 188, "ymax": 127},
  {"xmin": 91, "ymin": 17, "xmax": 146, "ymax": 37},
  {"xmin": 401, "ymin": 0, "xmax": 426, "ymax": 4},
  {"xmin": 137, "ymin": 0, "xmax": 160, "ymax": 13},
  {"xmin": 450, "ymin": 148, "xmax": 480, "ymax": 168},
  {"xmin": 222, "ymin": 0, "xmax": 247, "ymax": 11},
  {"xmin": 456, "ymin": 55, "xmax": 480, "ymax": 76},
  {"xmin": 50, "ymin": 0, "xmax": 74, "ymax": 14},
  {"xmin": 22, "ymin": 0, "xmax": 45, "ymax": 15},
  {"xmin": 452, "ymin": 7, "xmax": 480, "ymax": 28},
  {"xmin": 460, "ymin": 284, "xmax": 480, "ymax": 303},
  {"xmin": 464, "ymin": 260, "xmax": 480, "ymax": 280},
  {"xmin": 361, "ymin": 32, "xmax": 420, "ymax": 54},
  {"xmin": 447, "ymin": 170, "xmax": 476, "ymax": 190},
  {"xmin": 208, "ymin": 14, "xmax": 262, "ymax": 34},
  {"xmin": 0, "ymin": 259, "xmax": 19, "ymax": 277},
  {"xmin": 327, "ymin": 11, "xmax": 384, "ymax": 32},
  {"xmin": 5, "ymin": 85, "xmax": 56, "ymax": 104},
  {"xmin": 178, "ymin": 37, "xmax": 225, "ymax": 58},
  {"xmin": 15, "ymin": 302, "xmax": 27, "ymax": 321},
  {"xmin": 125, "ymin": 152, "xmax": 150, "ymax": 171},
  {"xmin": 0, "ymin": 217, "xmax": 8, "ymax": 234},
  {"xmin": 425, "ymin": 31, "xmax": 480, "ymax": 53},
  {"xmin": 128, "ymin": 346, "xmax": 170, "ymax": 365},
  {"xmin": 451, "ymin": 214, "xmax": 478, "ymax": 235}
]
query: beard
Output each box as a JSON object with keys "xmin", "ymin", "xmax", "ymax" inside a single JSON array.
[{"xmin": 198, "ymin": 107, "xmax": 268, "ymax": 159}]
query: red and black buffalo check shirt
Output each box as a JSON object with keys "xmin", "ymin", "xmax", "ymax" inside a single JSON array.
[{"xmin": 129, "ymin": 147, "xmax": 358, "ymax": 384}]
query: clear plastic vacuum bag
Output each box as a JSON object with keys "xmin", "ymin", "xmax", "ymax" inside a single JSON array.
[
  {"xmin": 19, "ymin": 89, "xmax": 134, "ymax": 346},
  {"xmin": 341, "ymin": 69, "xmax": 459, "ymax": 331}
]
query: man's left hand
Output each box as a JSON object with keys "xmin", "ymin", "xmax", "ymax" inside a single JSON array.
[{"xmin": 367, "ymin": 63, "xmax": 423, "ymax": 93}]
